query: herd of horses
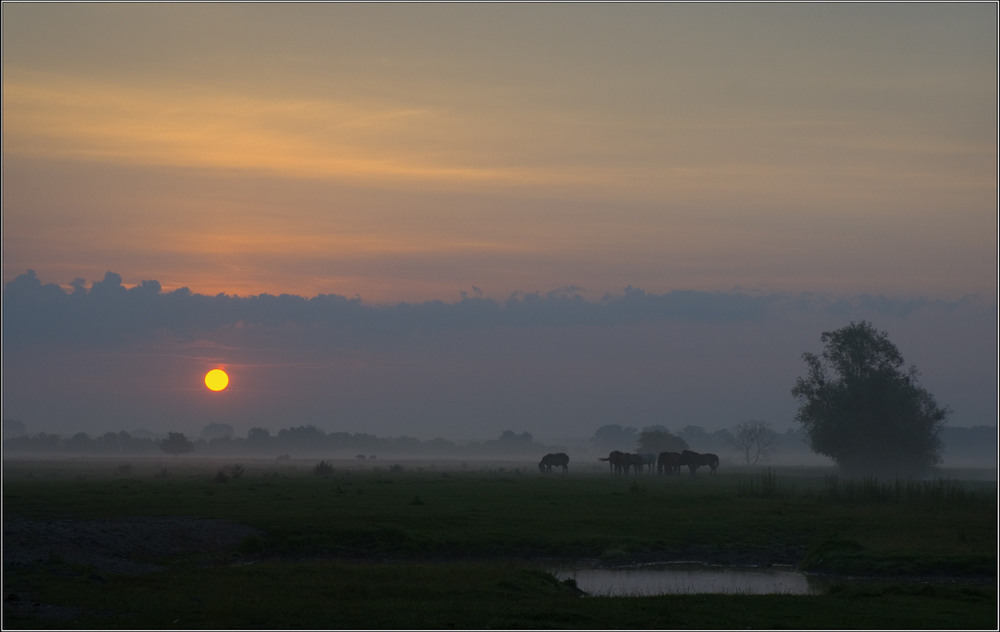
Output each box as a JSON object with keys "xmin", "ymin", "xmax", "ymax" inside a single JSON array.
[{"xmin": 537, "ymin": 450, "xmax": 719, "ymax": 475}]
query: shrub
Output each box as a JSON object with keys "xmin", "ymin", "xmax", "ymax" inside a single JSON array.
[{"xmin": 314, "ymin": 460, "xmax": 334, "ymax": 476}]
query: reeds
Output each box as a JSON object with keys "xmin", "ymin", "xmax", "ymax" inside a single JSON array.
[
  {"xmin": 819, "ymin": 475, "xmax": 990, "ymax": 507},
  {"xmin": 736, "ymin": 468, "xmax": 990, "ymax": 508},
  {"xmin": 736, "ymin": 467, "xmax": 781, "ymax": 498}
]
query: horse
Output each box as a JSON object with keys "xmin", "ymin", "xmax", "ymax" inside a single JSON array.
[
  {"xmin": 538, "ymin": 452, "xmax": 569, "ymax": 474},
  {"xmin": 599, "ymin": 450, "xmax": 628, "ymax": 475},
  {"xmin": 657, "ymin": 451, "xmax": 683, "ymax": 475},
  {"xmin": 700, "ymin": 452, "xmax": 720, "ymax": 474},
  {"xmin": 681, "ymin": 450, "xmax": 720, "ymax": 475},
  {"xmin": 626, "ymin": 452, "xmax": 645, "ymax": 475}
]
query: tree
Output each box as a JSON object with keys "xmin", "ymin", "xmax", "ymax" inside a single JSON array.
[
  {"xmin": 276, "ymin": 425, "xmax": 327, "ymax": 451},
  {"xmin": 67, "ymin": 432, "xmax": 95, "ymax": 453},
  {"xmin": 247, "ymin": 427, "xmax": 272, "ymax": 445},
  {"xmin": 636, "ymin": 428, "xmax": 688, "ymax": 454},
  {"xmin": 498, "ymin": 430, "xmax": 533, "ymax": 444},
  {"xmin": 159, "ymin": 432, "xmax": 195, "ymax": 456},
  {"xmin": 727, "ymin": 420, "xmax": 778, "ymax": 465},
  {"xmin": 791, "ymin": 321, "xmax": 948, "ymax": 478},
  {"xmin": 484, "ymin": 430, "xmax": 536, "ymax": 455},
  {"xmin": 591, "ymin": 424, "xmax": 638, "ymax": 449}
]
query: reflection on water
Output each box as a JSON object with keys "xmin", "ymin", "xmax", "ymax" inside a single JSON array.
[{"xmin": 554, "ymin": 563, "xmax": 826, "ymax": 596}]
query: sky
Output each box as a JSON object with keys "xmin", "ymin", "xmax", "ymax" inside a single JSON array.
[{"xmin": 2, "ymin": 3, "xmax": 997, "ymax": 444}]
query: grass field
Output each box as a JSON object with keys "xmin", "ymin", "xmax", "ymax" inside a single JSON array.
[{"xmin": 2, "ymin": 456, "xmax": 996, "ymax": 629}]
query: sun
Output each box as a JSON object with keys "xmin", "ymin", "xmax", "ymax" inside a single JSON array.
[{"xmin": 204, "ymin": 369, "xmax": 230, "ymax": 392}]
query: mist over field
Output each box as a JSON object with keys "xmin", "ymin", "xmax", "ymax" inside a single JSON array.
[{"xmin": 3, "ymin": 415, "xmax": 995, "ymax": 475}]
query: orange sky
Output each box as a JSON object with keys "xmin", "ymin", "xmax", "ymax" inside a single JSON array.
[{"xmin": 3, "ymin": 3, "xmax": 996, "ymax": 303}]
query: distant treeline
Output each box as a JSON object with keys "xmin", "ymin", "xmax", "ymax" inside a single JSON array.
[
  {"xmin": 1, "ymin": 420, "xmax": 994, "ymax": 467},
  {"xmin": 0, "ymin": 425, "xmax": 561, "ymax": 459}
]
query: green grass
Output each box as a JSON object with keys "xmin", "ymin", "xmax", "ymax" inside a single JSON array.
[{"xmin": 3, "ymin": 457, "xmax": 996, "ymax": 629}]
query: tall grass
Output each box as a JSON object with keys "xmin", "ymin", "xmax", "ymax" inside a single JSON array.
[
  {"xmin": 736, "ymin": 468, "xmax": 782, "ymax": 498},
  {"xmin": 734, "ymin": 466, "xmax": 993, "ymax": 509},
  {"xmin": 818, "ymin": 475, "xmax": 993, "ymax": 507}
]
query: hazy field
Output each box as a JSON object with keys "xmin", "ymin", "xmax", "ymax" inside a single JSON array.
[{"xmin": 3, "ymin": 456, "xmax": 996, "ymax": 629}]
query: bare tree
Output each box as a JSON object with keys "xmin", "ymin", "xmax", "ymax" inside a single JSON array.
[{"xmin": 727, "ymin": 420, "xmax": 778, "ymax": 465}]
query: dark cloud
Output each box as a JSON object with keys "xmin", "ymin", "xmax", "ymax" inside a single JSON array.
[{"xmin": 5, "ymin": 270, "xmax": 977, "ymax": 349}]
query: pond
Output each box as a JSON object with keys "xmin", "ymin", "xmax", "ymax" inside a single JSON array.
[{"xmin": 553, "ymin": 563, "xmax": 828, "ymax": 596}]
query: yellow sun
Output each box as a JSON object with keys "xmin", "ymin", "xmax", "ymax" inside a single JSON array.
[{"xmin": 204, "ymin": 369, "xmax": 229, "ymax": 392}]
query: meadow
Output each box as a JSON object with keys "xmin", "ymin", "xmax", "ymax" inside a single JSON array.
[{"xmin": 2, "ymin": 456, "xmax": 996, "ymax": 629}]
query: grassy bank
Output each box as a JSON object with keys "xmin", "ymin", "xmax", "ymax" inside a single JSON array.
[{"xmin": 3, "ymin": 457, "xmax": 996, "ymax": 629}]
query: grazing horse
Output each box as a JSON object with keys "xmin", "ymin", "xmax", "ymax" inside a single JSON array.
[
  {"xmin": 599, "ymin": 450, "xmax": 628, "ymax": 475},
  {"xmin": 700, "ymin": 452, "xmax": 720, "ymax": 474},
  {"xmin": 657, "ymin": 451, "xmax": 683, "ymax": 475},
  {"xmin": 538, "ymin": 452, "xmax": 570, "ymax": 474},
  {"xmin": 681, "ymin": 450, "xmax": 720, "ymax": 475}
]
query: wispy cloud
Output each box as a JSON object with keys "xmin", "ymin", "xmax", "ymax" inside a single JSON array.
[{"xmin": 2, "ymin": 71, "xmax": 497, "ymax": 183}]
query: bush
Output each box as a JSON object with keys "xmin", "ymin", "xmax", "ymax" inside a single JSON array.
[{"xmin": 314, "ymin": 460, "xmax": 334, "ymax": 476}]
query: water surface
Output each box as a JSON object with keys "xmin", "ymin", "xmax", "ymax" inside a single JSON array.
[{"xmin": 554, "ymin": 563, "xmax": 826, "ymax": 596}]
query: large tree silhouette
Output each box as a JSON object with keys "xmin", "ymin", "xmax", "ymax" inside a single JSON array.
[
  {"xmin": 791, "ymin": 321, "xmax": 948, "ymax": 478},
  {"xmin": 636, "ymin": 428, "xmax": 688, "ymax": 455},
  {"xmin": 159, "ymin": 432, "xmax": 195, "ymax": 456}
]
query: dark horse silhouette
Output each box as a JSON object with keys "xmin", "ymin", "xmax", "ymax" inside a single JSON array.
[
  {"xmin": 657, "ymin": 451, "xmax": 683, "ymax": 475},
  {"xmin": 681, "ymin": 450, "xmax": 720, "ymax": 475},
  {"xmin": 599, "ymin": 450, "xmax": 628, "ymax": 475},
  {"xmin": 626, "ymin": 452, "xmax": 645, "ymax": 475},
  {"xmin": 538, "ymin": 452, "xmax": 569, "ymax": 474}
]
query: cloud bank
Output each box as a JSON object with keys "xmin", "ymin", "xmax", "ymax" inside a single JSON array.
[
  {"xmin": 3, "ymin": 269, "xmax": 976, "ymax": 348},
  {"xmin": 2, "ymin": 270, "xmax": 995, "ymax": 442}
]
